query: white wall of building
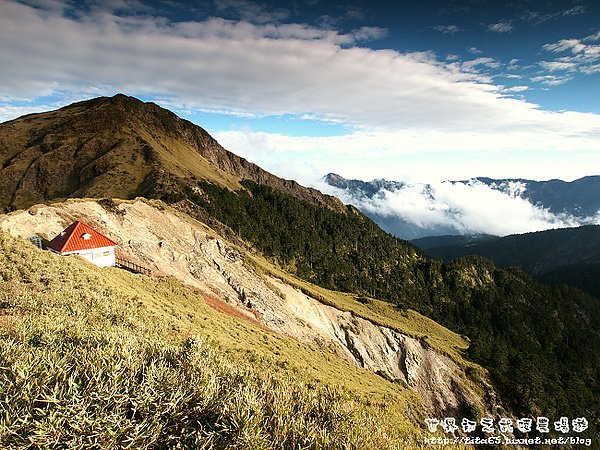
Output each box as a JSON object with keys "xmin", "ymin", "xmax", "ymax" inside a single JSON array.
[{"xmin": 63, "ymin": 246, "xmax": 116, "ymax": 267}]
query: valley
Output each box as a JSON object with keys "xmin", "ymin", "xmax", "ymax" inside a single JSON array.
[{"xmin": 323, "ymin": 173, "xmax": 600, "ymax": 239}]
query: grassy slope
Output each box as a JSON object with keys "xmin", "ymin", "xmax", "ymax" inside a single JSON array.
[
  {"xmin": 0, "ymin": 98, "xmax": 243, "ymax": 213},
  {"xmin": 137, "ymin": 129, "xmax": 243, "ymax": 192},
  {"xmin": 0, "ymin": 232, "xmax": 469, "ymax": 449}
]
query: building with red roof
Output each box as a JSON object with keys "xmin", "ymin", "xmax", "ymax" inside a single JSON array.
[{"xmin": 47, "ymin": 221, "xmax": 117, "ymax": 267}]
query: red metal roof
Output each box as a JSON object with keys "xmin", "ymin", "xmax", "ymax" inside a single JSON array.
[{"xmin": 47, "ymin": 221, "xmax": 117, "ymax": 254}]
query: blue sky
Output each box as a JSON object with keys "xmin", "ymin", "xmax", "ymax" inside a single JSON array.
[{"xmin": 1, "ymin": 0, "xmax": 599, "ymax": 184}]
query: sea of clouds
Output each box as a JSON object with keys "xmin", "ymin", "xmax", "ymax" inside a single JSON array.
[{"xmin": 319, "ymin": 179, "xmax": 599, "ymax": 238}]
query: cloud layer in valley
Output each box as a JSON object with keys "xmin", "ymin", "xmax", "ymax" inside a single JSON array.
[{"xmin": 320, "ymin": 179, "xmax": 595, "ymax": 238}]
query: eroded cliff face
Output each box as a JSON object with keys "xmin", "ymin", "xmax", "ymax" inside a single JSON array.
[
  {"xmin": 0, "ymin": 198, "xmax": 494, "ymax": 418},
  {"xmin": 271, "ymin": 277, "xmax": 486, "ymax": 416}
]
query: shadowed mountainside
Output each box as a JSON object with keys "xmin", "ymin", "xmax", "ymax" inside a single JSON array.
[{"xmin": 413, "ymin": 225, "xmax": 600, "ymax": 298}]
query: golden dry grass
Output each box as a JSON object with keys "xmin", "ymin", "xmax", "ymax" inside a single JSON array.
[{"xmin": 0, "ymin": 232, "xmax": 471, "ymax": 449}]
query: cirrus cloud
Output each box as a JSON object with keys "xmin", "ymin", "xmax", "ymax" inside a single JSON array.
[
  {"xmin": 487, "ymin": 20, "xmax": 513, "ymax": 33},
  {"xmin": 540, "ymin": 30, "xmax": 600, "ymax": 75},
  {"xmin": 432, "ymin": 25, "xmax": 462, "ymax": 35}
]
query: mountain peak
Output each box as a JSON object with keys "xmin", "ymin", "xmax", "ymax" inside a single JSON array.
[
  {"xmin": 323, "ymin": 173, "xmax": 347, "ymax": 186},
  {"xmin": 0, "ymin": 95, "xmax": 343, "ymax": 213},
  {"xmin": 96, "ymin": 92, "xmax": 140, "ymax": 104},
  {"xmin": 62, "ymin": 92, "xmax": 146, "ymax": 111}
]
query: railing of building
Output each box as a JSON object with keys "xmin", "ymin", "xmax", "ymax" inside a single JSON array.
[{"xmin": 115, "ymin": 257, "xmax": 152, "ymax": 276}]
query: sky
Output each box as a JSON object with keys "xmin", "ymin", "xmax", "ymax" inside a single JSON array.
[{"xmin": 1, "ymin": 0, "xmax": 600, "ymax": 186}]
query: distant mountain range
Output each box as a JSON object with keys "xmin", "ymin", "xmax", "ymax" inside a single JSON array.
[
  {"xmin": 324, "ymin": 173, "xmax": 600, "ymax": 239},
  {"xmin": 413, "ymin": 225, "xmax": 600, "ymax": 299},
  {"xmin": 474, "ymin": 176, "xmax": 600, "ymax": 217}
]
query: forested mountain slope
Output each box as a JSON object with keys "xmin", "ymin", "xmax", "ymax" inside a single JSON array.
[
  {"xmin": 414, "ymin": 225, "xmax": 600, "ymax": 298},
  {"xmin": 175, "ymin": 178, "xmax": 600, "ymax": 428}
]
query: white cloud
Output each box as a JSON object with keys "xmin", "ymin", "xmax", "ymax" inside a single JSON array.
[
  {"xmin": 0, "ymin": 103, "xmax": 57, "ymax": 122},
  {"xmin": 562, "ymin": 5, "xmax": 586, "ymax": 17},
  {"xmin": 1, "ymin": 0, "xmax": 600, "ymax": 184},
  {"xmin": 317, "ymin": 7, "xmax": 365, "ymax": 28},
  {"xmin": 350, "ymin": 26, "xmax": 387, "ymax": 41},
  {"xmin": 461, "ymin": 57, "xmax": 500, "ymax": 70},
  {"xmin": 522, "ymin": 6, "xmax": 585, "ymax": 24},
  {"xmin": 503, "ymin": 85, "xmax": 529, "ymax": 93},
  {"xmin": 541, "ymin": 31, "xmax": 600, "ymax": 75},
  {"xmin": 538, "ymin": 61, "xmax": 578, "ymax": 72},
  {"xmin": 321, "ymin": 180, "xmax": 589, "ymax": 237},
  {"xmin": 488, "ymin": 21, "xmax": 513, "ymax": 33},
  {"xmin": 213, "ymin": 128, "xmax": 600, "ymax": 185},
  {"xmin": 432, "ymin": 25, "xmax": 461, "ymax": 35},
  {"xmin": 530, "ymin": 75, "xmax": 573, "ymax": 86},
  {"xmin": 543, "ymin": 38, "xmax": 588, "ymax": 54},
  {"xmin": 581, "ymin": 64, "xmax": 600, "ymax": 74},
  {"xmin": 3, "ymin": 0, "xmax": 599, "ymax": 136},
  {"xmin": 585, "ymin": 31, "xmax": 600, "ymax": 42}
]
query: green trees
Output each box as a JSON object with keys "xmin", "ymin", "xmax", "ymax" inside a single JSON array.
[{"xmin": 175, "ymin": 179, "xmax": 600, "ymax": 429}]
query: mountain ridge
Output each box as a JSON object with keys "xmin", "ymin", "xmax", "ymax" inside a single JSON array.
[
  {"xmin": 412, "ymin": 225, "xmax": 600, "ymax": 298},
  {"xmin": 0, "ymin": 94, "xmax": 344, "ymax": 213}
]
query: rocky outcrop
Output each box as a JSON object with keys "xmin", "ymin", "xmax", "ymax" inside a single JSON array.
[
  {"xmin": 0, "ymin": 198, "xmax": 495, "ymax": 418},
  {"xmin": 270, "ymin": 277, "xmax": 488, "ymax": 416}
]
